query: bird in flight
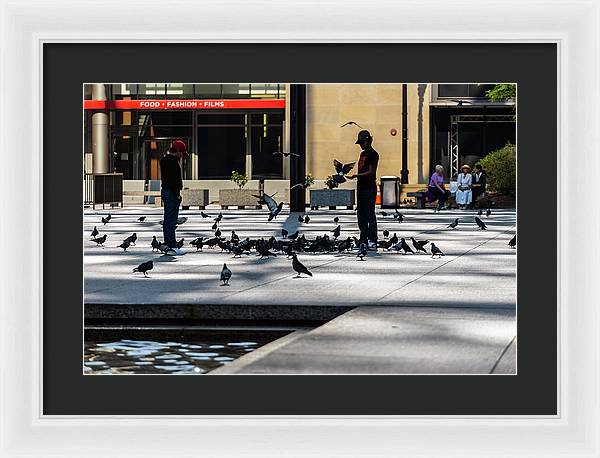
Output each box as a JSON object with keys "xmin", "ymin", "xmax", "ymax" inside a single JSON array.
[
  {"xmin": 332, "ymin": 159, "xmax": 356, "ymax": 184},
  {"xmin": 292, "ymin": 254, "xmax": 312, "ymax": 278},
  {"xmin": 220, "ymin": 263, "xmax": 232, "ymax": 286},
  {"xmin": 450, "ymin": 99, "xmax": 472, "ymax": 106},
  {"xmin": 253, "ymin": 193, "xmax": 283, "ymax": 222},
  {"xmin": 340, "ymin": 121, "xmax": 363, "ymax": 129},
  {"xmin": 273, "ymin": 151, "xmax": 300, "ymax": 158},
  {"xmin": 133, "ymin": 260, "xmax": 153, "ymax": 277}
]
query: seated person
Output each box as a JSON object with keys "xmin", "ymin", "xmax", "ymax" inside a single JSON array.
[
  {"xmin": 427, "ymin": 165, "xmax": 451, "ymax": 210},
  {"xmin": 456, "ymin": 164, "xmax": 473, "ymax": 209},
  {"xmin": 471, "ymin": 164, "xmax": 487, "ymax": 205}
]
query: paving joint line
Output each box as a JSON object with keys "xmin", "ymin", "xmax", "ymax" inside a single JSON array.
[{"xmin": 489, "ymin": 335, "xmax": 517, "ymax": 374}]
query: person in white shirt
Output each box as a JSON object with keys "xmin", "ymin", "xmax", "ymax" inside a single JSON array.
[{"xmin": 455, "ymin": 164, "xmax": 473, "ymax": 209}]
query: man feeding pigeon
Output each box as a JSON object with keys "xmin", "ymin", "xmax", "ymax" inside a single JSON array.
[
  {"xmin": 160, "ymin": 139, "xmax": 188, "ymax": 256},
  {"xmin": 347, "ymin": 130, "xmax": 379, "ymax": 250}
]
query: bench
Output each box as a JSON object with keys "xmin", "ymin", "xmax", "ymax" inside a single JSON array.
[
  {"xmin": 123, "ymin": 190, "xmax": 162, "ymax": 207},
  {"xmin": 407, "ymin": 191, "xmax": 427, "ymax": 209}
]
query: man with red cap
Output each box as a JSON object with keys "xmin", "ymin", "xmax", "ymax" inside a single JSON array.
[{"xmin": 160, "ymin": 139, "xmax": 188, "ymax": 255}]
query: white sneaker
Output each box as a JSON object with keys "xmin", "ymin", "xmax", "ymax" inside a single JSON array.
[
  {"xmin": 367, "ymin": 241, "xmax": 377, "ymax": 251},
  {"xmin": 171, "ymin": 247, "xmax": 184, "ymax": 256}
]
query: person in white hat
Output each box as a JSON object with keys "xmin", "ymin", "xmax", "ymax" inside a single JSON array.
[{"xmin": 456, "ymin": 164, "xmax": 473, "ymax": 209}]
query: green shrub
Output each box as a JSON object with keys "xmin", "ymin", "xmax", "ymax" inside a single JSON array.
[
  {"xmin": 305, "ymin": 174, "xmax": 315, "ymax": 188},
  {"xmin": 230, "ymin": 170, "xmax": 248, "ymax": 189},
  {"xmin": 479, "ymin": 143, "xmax": 516, "ymax": 194}
]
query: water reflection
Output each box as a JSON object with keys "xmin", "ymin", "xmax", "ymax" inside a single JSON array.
[{"xmin": 84, "ymin": 338, "xmax": 267, "ymax": 375}]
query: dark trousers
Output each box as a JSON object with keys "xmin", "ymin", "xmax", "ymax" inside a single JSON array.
[
  {"xmin": 357, "ymin": 184, "xmax": 378, "ymax": 243},
  {"xmin": 428, "ymin": 186, "xmax": 451, "ymax": 208},
  {"xmin": 161, "ymin": 188, "xmax": 180, "ymax": 248}
]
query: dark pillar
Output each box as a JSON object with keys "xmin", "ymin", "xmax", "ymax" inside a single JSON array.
[
  {"xmin": 289, "ymin": 84, "xmax": 306, "ymax": 212},
  {"xmin": 400, "ymin": 84, "xmax": 409, "ymax": 184}
]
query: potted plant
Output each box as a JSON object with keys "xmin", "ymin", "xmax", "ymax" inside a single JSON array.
[
  {"xmin": 219, "ymin": 171, "xmax": 261, "ymax": 209},
  {"xmin": 309, "ymin": 175, "xmax": 356, "ymax": 210}
]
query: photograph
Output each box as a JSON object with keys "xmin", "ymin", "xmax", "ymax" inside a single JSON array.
[{"xmin": 83, "ymin": 82, "xmax": 517, "ymax": 375}]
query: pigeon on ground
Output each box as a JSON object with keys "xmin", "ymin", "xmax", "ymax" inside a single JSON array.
[
  {"xmin": 257, "ymin": 244, "xmax": 277, "ymax": 259},
  {"xmin": 291, "ymin": 254, "xmax": 312, "ymax": 278},
  {"xmin": 380, "ymin": 211, "xmax": 389, "ymax": 217},
  {"xmin": 200, "ymin": 211, "xmax": 210, "ymax": 218},
  {"xmin": 151, "ymin": 236, "xmax": 161, "ymax": 252},
  {"xmin": 176, "ymin": 238, "xmax": 185, "ymax": 249},
  {"xmin": 177, "ymin": 217, "xmax": 187, "ymax": 225},
  {"xmin": 447, "ymin": 218, "xmax": 459, "ymax": 229},
  {"xmin": 124, "ymin": 233, "xmax": 137, "ymax": 245},
  {"xmin": 215, "ymin": 228, "xmax": 222, "ymax": 238},
  {"xmin": 478, "ymin": 209, "xmax": 483, "ymax": 216},
  {"xmin": 393, "ymin": 211, "xmax": 404, "ymax": 222},
  {"xmin": 398, "ymin": 238, "xmax": 414, "ymax": 254},
  {"xmin": 410, "ymin": 237, "xmax": 429, "ymax": 253},
  {"xmin": 230, "ymin": 231, "xmax": 239, "ymax": 243},
  {"xmin": 212, "ymin": 222, "xmax": 219, "ymax": 231},
  {"xmin": 298, "ymin": 215, "xmax": 303, "ymax": 223},
  {"xmin": 304, "ymin": 215, "xmax": 310, "ymax": 224},
  {"xmin": 90, "ymin": 226, "xmax": 99, "ymax": 238},
  {"xmin": 220, "ymin": 263, "xmax": 232, "ymax": 286},
  {"xmin": 118, "ymin": 240, "xmax": 131, "ymax": 251},
  {"xmin": 190, "ymin": 237, "xmax": 204, "ymax": 251},
  {"xmin": 281, "ymin": 229, "xmax": 288, "ymax": 238},
  {"xmin": 232, "ymin": 245, "xmax": 250, "ymax": 257},
  {"xmin": 333, "ymin": 216, "xmax": 339, "ymax": 224},
  {"xmin": 332, "ymin": 159, "xmax": 356, "ymax": 184},
  {"xmin": 430, "ymin": 243, "xmax": 445, "ymax": 258},
  {"xmin": 92, "ymin": 234, "xmax": 107, "ymax": 247},
  {"xmin": 288, "ymin": 231, "xmax": 299, "ymax": 240},
  {"xmin": 214, "ymin": 212, "xmax": 223, "ymax": 223},
  {"xmin": 475, "ymin": 216, "xmax": 487, "ymax": 230},
  {"xmin": 389, "ymin": 233, "xmax": 399, "ymax": 245},
  {"xmin": 133, "ymin": 260, "xmax": 153, "ymax": 277},
  {"xmin": 382, "ymin": 230, "xmax": 389, "ymax": 239},
  {"xmin": 253, "ymin": 193, "xmax": 283, "ymax": 222},
  {"xmin": 340, "ymin": 120, "xmax": 363, "ymax": 129},
  {"xmin": 331, "ymin": 225, "xmax": 341, "ymax": 239},
  {"xmin": 101, "ymin": 215, "xmax": 111, "ymax": 225},
  {"xmin": 138, "ymin": 216, "xmax": 146, "ymax": 222},
  {"xmin": 486, "ymin": 208, "xmax": 492, "ymax": 217},
  {"xmin": 357, "ymin": 242, "xmax": 368, "ymax": 260},
  {"xmin": 508, "ymin": 235, "xmax": 516, "ymax": 248}
]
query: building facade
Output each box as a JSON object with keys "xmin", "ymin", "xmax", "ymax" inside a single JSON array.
[{"xmin": 84, "ymin": 83, "xmax": 515, "ymax": 198}]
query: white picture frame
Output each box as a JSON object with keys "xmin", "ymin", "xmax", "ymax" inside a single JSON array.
[{"xmin": 1, "ymin": 0, "xmax": 599, "ymax": 456}]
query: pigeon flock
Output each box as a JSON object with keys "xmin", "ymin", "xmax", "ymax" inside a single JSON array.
[{"xmin": 87, "ymin": 200, "xmax": 515, "ymax": 287}]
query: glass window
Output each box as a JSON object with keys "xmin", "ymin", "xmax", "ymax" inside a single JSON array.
[
  {"xmin": 438, "ymin": 84, "xmax": 497, "ymax": 99},
  {"xmin": 146, "ymin": 111, "xmax": 193, "ymax": 125},
  {"xmin": 198, "ymin": 113, "xmax": 246, "ymax": 125},
  {"xmin": 194, "ymin": 84, "xmax": 223, "ymax": 98},
  {"xmin": 197, "ymin": 126, "xmax": 246, "ymax": 179},
  {"xmin": 250, "ymin": 112, "xmax": 284, "ymax": 125},
  {"xmin": 251, "ymin": 125, "xmax": 283, "ymax": 179}
]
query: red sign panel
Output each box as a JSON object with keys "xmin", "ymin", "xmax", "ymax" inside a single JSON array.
[{"xmin": 84, "ymin": 99, "xmax": 285, "ymax": 110}]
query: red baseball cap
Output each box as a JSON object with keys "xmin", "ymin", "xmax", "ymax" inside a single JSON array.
[{"xmin": 169, "ymin": 139, "xmax": 189, "ymax": 156}]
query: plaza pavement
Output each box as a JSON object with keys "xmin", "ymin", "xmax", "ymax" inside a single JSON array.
[{"xmin": 84, "ymin": 204, "xmax": 516, "ymax": 374}]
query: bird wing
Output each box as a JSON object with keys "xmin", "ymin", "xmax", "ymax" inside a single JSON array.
[
  {"xmin": 290, "ymin": 183, "xmax": 303, "ymax": 190},
  {"xmin": 333, "ymin": 159, "xmax": 344, "ymax": 174},
  {"xmin": 341, "ymin": 162, "xmax": 356, "ymax": 175}
]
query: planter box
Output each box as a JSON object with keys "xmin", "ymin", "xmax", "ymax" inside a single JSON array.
[
  {"xmin": 219, "ymin": 189, "xmax": 261, "ymax": 209},
  {"xmin": 181, "ymin": 188, "xmax": 209, "ymax": 209},
  {"xmin": 310, "ymin": 189, "xmax": 355, "ymax": 209}
]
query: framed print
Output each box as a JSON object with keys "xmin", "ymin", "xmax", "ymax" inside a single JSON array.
[{"xmin": 1, "ymin": 0, "xmax": 599, "ymax": 457}]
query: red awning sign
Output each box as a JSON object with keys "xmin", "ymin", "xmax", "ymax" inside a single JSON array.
[{"xmin": 84, "ymin": 99, "xmax": 285, "ymax": 110}]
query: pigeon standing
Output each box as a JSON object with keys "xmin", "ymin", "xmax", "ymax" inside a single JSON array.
[
  {"xmin": 292, "ymin": 254, "xmax": 312, "ymax": 278},
  {"xmin": 200, "ymin": 211, "xmax": 210, "ymax": 218},
  {"xmin": 288, "ymin": 231, "xmax": 299, "ymax": 240},
  {"xmin": 508, "ymin": 235, "xmax": 516, "ymax": 248},
  {"xmin": 90, "ymin": 226, "xmax": 99, "ymax": 238},
  {"xmin": 389, "ymin": 233, "xmax": 398, "ymax": 245},
  {"xmin": 486, "ymin": 208, "xmax": 492, "ymax": 217},
  {"xmin": 92, "ymin": 234, "xmax": 107, "ymax": 247},
  {"xmin": 398, "ymin": 238, "xmax": 414, "ymax": 254},
  {"xmin": 304, "ymin": 215, "xmax": 310, "ymax": 224},
  {"xmin": 333, "ymin": 216, "xmax": 339, "ymax": 224},
  {"xmin": 331, "ymin": 225, "xmax": 341, "ymax": 239},
  {"xmin": 212, "ymin": 222, "xmax": 218, "ymax": 231},
  {"xmin": 215, "ymin": 228, "xmax": 222, "ymax": 238},
  {"xmin": 382, "ymin": 229, "xmax": 389, "ymax": 239},
  {"xmin": 430, "ymin": 243, "xmax": 445, "ymax": 258},
  {"xmin": 475, "ymin": 216, "xmax": 487, "ymax": 230},
  {"xmin": 380, "ymin": 211, "xmax": 389, "ymax": 217},
  {"xmin": 190, "ymin": 237, "xmax": 204, "ymax": 251},
  {"xmin": 214, "ymin": 212, "xmax": 223, "ymax": 223},
  {"xmin": 101, "ymin": 215, "xmax": 111, "ymax": 225},
  {"xmin": 176, "ymin": 238, "xmax": 185, "ymax": 249},
  {"xmin": 133, "ymin": 260, "xmax": 153, "ymax": 277},
  {"xmin": 118, "ymin": 240, "xmax": 131, "ymax": 251},
  {"xmin": 281, "ymin": 229, "xmax": 288, "ymax": 238},
  {"xmin": 220, "ymin": 263, "xmax": 232, "ymax": 286},
  {"xmin": 357, "ymin": 242, "xmax": 368, "ymax": 261},
  {"xmin": 151, "ymin": 236, "xmax": 161, "ymax": 252},
  {"xmin": 124, "ymin": 233, "xmax": 137, "ymax": 245},
  {"xmin": 138, "ymin": 216, "xmax": 146, "ymax": 222},
  {"xmin": 298, "ymin": 215, "xmax": 303, "ymax": 223},
  {"xmin": 410, "ymin": 237, "xmax": 429, "ymax": 253},
  {"xmin": 447, "ymin": 218, "xmax": 459, "ymax": 229},
  {"xmin": 477, "ymin": 209, "xmax": 483, "ymax": 216}
]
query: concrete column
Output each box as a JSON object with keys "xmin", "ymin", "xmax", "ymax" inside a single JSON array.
[
  {"xmin": 91, "ymin": 84, "xmax": 109, "ymax": 174},
  {"xmin": 282, "ymin": 84, "xmax": 291, "ymax": 180}
]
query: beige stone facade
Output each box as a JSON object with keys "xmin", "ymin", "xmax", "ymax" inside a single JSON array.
[{"xmin": 305, "ymin": 83, "xmax": 431, "ymax": 186}]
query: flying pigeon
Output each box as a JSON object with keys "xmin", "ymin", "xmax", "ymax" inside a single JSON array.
[
  {"xmin": 90, "ymin": 226, "xmax": 99, "ymax": 238},
  {"xmin": 292, "ymin": 254, "xmax": 312, "ymax": 278},
  {"xmin": 138, "ymin": 216, "xmax": 146, "ymax": 222},
  {"xmin": 118, "ymin": 240, "xmax": 131, "ymax": 252},
  {"xmin": 430, "ymin": 243, "xmax": 445, "ymax": 258},
  {"xmin": 253, "ymin": 193, "xmax": 283, "ymax": 222},
  {"xmin": 508, "ymin": 235, "xmax": 516, "ymax": 248},
  {"xmin": 92, "ymin": 234, "xmax": 107, "ymax": 247},
  {"xmin": 133, "ymin": 260, "xmax": 153, "ymax": 277},
  {"xmin": 447, "ymin": 218, "xmax": 459, "ymax": 229},
  {"xmin": 332, "ymin": 159, "xmax": 356, "ymax": 184},
  {"xmin": 340, "ymin": 121, "xmax": 363, "ymax": 129},
  {"xmin": 475, "ymin": 216, "xmax": 487, "ymax": 230},
  {"xmin": 220, "ymin": 263, "xmax": 232, "ymax": 286}
]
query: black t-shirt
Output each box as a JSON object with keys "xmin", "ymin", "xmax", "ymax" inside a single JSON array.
[
  {"xmin": 160, "ymin": 154, "xmax": 182, "ymax": 195},
  {"xmin": 357, "ymin": 147, "xmax": 379, "ymax": 187}
]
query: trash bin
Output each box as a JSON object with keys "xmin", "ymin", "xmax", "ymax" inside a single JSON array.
[{"xmin": 380, "ymin": 176, "xmax": 400, "ymax": 208}]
